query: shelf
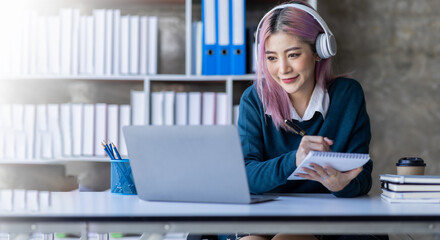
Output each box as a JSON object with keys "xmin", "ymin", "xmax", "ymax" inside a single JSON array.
[
  {"xmin": 146, "ymin": 74, "xmax": 255, "ymax": 81},
  {"xmin": 0, "ymin": 75, "xmax": 145, "ymax": 81},
  {"xmin": 0, "ymin": 74, "xmax": 255, "ymax": 82},
  {"xmin": 0, "ymin": 157, "xmax": 110, "ymax": 164}
]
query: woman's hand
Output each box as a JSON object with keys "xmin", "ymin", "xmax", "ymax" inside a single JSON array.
[
  {"xmin": 296, "ymin": 164, "xmax": 363, "ymax": 192},
  {"xmin": 295, "ymin": 136, "xmax": 333, "ymax": 167}
]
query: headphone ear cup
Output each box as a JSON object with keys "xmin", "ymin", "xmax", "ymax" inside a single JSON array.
[
  {"xmin": 315, "ymin": 33, "xmax": 337, "ymax": 59},
  {"xmin": 315, "ymin": 33, "xmax": 329, "ymax": 59}
]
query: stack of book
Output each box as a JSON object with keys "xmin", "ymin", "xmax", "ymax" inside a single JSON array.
[{"xmin": 380, "ymin": 174, "xmax": 440, "ymax": 203}]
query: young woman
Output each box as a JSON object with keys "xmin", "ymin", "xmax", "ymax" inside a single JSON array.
[{"xmin": 235, "ymin": 1, "xmax": 387, "ymax": 239}]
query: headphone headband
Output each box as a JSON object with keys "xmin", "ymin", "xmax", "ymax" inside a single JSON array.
[{"xmin": 254, "ymin": 3, "xmax": 337, "ymax": 63}]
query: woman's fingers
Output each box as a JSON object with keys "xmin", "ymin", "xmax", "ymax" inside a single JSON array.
[{"xmin": 295, "ymin": 136, "xmax": 334, "ymax": 167}]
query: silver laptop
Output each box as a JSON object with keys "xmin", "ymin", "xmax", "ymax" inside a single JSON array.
[{"xmin": 123, "ymin": 125, "xmax": 277, "ymax": 204}]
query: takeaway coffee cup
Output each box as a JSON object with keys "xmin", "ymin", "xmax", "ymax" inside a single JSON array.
[{"xmin": 396, "ymin": 157, "xmax": 426, "ymax": 175}]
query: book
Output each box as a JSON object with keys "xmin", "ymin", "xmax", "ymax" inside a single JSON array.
[
  {"xmin": 382, "ymin": 188, "xmax": 440, "ymax": 199},
  {"xmin": 381, "ymin": 194, "xmax": 440, "ymax": 204},
  {"xmin": 288, "ymin": 151, "xmax": 370, "ymax": 180},
  {"xmin": 382, "ymin": 181, "xmax": 440, "ymax": 192},
  {"xmin": 380, "ymin": 174, "xmax": 440, "ymax": 184}
]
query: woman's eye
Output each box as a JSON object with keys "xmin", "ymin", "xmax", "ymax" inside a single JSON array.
[
  {"xmin": 267, "ymin": 56, "xmax": 276, "ymax": 61},
  {"xmin": 289, "ymin": 53, "xmax": 300, "ymax": 58}
]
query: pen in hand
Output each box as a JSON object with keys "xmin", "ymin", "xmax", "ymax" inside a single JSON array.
[{"xmin": 284, "ymin": 119, "xmax": 306, "ymax": 136}]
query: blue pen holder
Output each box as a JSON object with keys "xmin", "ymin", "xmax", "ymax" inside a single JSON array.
[{"xmin": 110, "ymin": 159, "xmax": 137, "ymax": 195}]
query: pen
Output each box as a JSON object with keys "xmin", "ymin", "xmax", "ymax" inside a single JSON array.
[
  {"xmin": 112, "ymin": 143, "xmax": 122, "ymax": 160},
  {"xmin": 102, "ymin": 142, "xmax": 115, "ymax": 159},
  {"xmin": 284, "ymin": 119, "xmax": 306, "ymax": 136}
]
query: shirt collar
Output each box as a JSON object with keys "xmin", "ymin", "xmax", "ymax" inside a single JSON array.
[{"xmin": 289, "ymin": 84, "xmax": 330, "ymax": 122}]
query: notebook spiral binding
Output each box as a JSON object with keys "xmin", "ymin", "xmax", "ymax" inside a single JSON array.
[{"xmin": 313, "ymin": 152, "xmax": 369, "ymax": 159}]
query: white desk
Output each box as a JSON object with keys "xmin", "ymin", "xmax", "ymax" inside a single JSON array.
[{"xmin": 1, "ymin": 192, "xmax": 440, "ymax": 235}]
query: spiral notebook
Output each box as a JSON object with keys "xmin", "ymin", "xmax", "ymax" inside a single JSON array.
[{"xmin": 288, "ymin": 151, "xmax": 370, "ymax": 180}]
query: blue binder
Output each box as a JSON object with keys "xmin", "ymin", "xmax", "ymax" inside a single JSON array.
[
  {"xmin": 216, "ymin": 0, "xmax": 231, "ymax": 75},
  {"xmin": 202, "ymin": 0, "xmax": 217, "ymax": 75},
  {"xmin": 230, "ymin": 0, "xmax": 246, "ymax": 75}
]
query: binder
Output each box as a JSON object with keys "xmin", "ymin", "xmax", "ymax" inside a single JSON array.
[
  {"xmin": 85, "ymin": 16, "xmax": 94, "ymax": 74},
  {"xmin": 94, "ymin": 103, "xmax": 107, "ymax": 156},
  {"xmin": 216, "ymin": 92, "xmax": 228, "ymax": 125},
  {"xmin": 216, "ymin": 0, "xmax": 230, "ymax": 74},
  {"xmin": 105, "ymin": 9, "xmax": 114, "ymax": 76},
  {"xmin": 94, "ymin": 9, "xmax": 106, "ymax": 76},
  {"xmin": 107, "ymin": 104, "xmax": 119, "ymax": 150},
  {"xmin": 148, "ymin": 16, "xmax": 158, "ymax": 75},
  {"xmin": 36, "ymin": 16, "xmax": 48, "ymax": 75},
  {"xmin": 82, "ymin": 104, "xmax": 95, "ymax": 156},
  {"xmin": 47, "ymin": 16, "xmax": 60, "ymax": 75},
  {"xmin": 79, "ymin": 16, "xmax": 87, "ymax": 74},
  {"xmin": 119, "ymin": 104, "xmax": 131, "ymax": 156},
  {"xmin": 47, "ymin": 104, "xmax": 62, "ymax": 159},
  {"xmin": 202, "ymin": 0, "xmax": 217, "ymax": 75},
  {"xmin": 188, "ymin": 92, "xmax": 202, "ymax": 125},
  {"xmin": 35, "ymin": 104, "xmax": 48, "ymax": 159},
  {"xmin": 230, "ymin": 0, "xmax": 246, "ymax": 75},
  {"xmin": 139, "ymin": 16, "xmax": 148, "ymax": 75},
  {"xmin": 130, "ymin": 16, "xmax": 140, "ymax": 75},
  {"xmin": 71, "ymin": 104, "xmax": 83, "ymax": 156},
  {"xmin": 71, "ymin": 9, "xmax": 80, "ymax": 75},
  {"xmin": 130, "ymin": 90, "xmax": 145, "ymax": 125},
  {"xmin": 175, "ymin": 92, "xmax": 188, "ymax": 125},
  {"xmin": 60, "ymin": 8, "xmax": 73, "ymax": 75},
  {"xmin": 191, "ymin": 21, "xmax": 203, "ymax": 75},
  {"xmin": 12, "ymin": 105, "xmax": 24, "ymax": 159},
  {"xmin": 24, "ymin": 104, "xmax": 36, "ymax": 160},
  {"xmin": 113, "ymin": 10, "xmax": 121, "ymax": 75},
  {"xmin": 151, "ymin": 91, "xmax": 164, "ymax": 126},
  {"xmin": 164, "ymin": 91, "xmax": 175, "ymax": 126},
  {"xmin": 202, "ymin": 92, "xmax": 216, "ymax": 125},
  {"xmin": 60, "ymin": 104, "xmax": 72, "ymax": 157},
  {"xmin": 120, "ymin": 15, "xmax": 129, "ymax": 75}
]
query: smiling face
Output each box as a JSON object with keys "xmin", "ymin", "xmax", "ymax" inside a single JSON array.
[{"xmin": 264, "ymin": 31, "xmax": 319, "ymax": 102}]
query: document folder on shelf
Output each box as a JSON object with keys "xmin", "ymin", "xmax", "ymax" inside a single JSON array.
[
  {"xmin": 216, "ymin": 0, "xmax": 230, "ymax": 75},
  {"xmin": 230, "ymin": 0, "xmax": 246, "ymax": 75},
  {"xmin": 202, "ymin": 0, "xmax": 217, "ymax": 75}
]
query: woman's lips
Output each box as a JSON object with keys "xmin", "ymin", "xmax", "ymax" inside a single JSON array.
[{"xmin": 282, "ymin": 75, "xmax": 298, "ymax": 84}]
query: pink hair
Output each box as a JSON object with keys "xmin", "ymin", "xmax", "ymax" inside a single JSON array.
[{"xmin": 255, "ymin": 1, "xmax": 335, "ymax": 131}]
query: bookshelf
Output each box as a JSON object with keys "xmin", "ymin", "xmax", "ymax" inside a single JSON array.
[{"xmin": 0, "ymin": 0, "xmax": 260, "ymax": 164}]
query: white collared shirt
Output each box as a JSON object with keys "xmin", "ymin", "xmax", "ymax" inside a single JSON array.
[{"xmin": 289, "ymin": 84, "xmax": 330, "ymax": 122}]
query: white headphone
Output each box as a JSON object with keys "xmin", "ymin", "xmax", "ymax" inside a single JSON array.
[{"xmin": 254, "ymin": 3, "xmax": 337, "ymax": 62}]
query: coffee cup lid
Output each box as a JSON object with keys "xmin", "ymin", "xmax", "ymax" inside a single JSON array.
[{"xmin": 396, "ymin": 157, "xmax": 426, "ymax": 167}]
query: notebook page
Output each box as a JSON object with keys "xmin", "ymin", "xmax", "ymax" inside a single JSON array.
[{"xmin": 288, "ymin": 151, "xmax": 370, "ymax": 180}]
